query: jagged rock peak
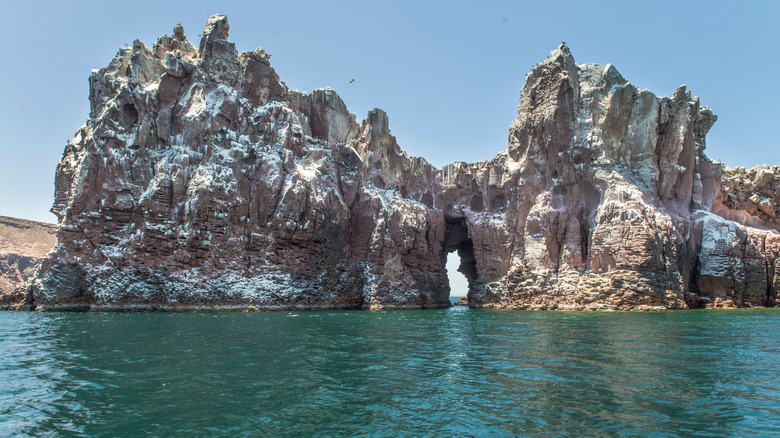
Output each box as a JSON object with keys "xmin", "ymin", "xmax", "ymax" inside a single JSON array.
[
  {"xmin": 553, "ymin": 42, "xmax": 573, "ymax": 60},
  {"xmin": 199, "ymin": 14, "xmax": 230, "ymax": 56},
  {"xmin": 173, "ymin": 22, "xmax": 186, "ymax": 41},
  {"xmin": 695, "ymin": 106, "xmax": 718, "ymax": 137}
]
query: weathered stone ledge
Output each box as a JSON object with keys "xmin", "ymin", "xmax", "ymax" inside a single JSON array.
[
  {"xmin": 17, "ymin": 301, "xmax": 451, "ymax": 312},
  {"xmin": 3, "ymin": 303, "xmax": 775, "ymax": 312}
]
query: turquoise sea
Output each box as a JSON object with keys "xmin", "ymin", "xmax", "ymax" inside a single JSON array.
[{"xmin": 1, "ymin": 306, "xmax": 779, "ymax": 437}]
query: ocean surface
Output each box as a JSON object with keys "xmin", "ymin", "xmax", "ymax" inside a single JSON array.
[{"xmin": 2, "ymin": 305, "xmax": 780, "ymax": 437}]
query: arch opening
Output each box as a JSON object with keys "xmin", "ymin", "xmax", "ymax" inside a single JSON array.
[
  {"xmin": 446, "ymin": 252, "xmax": 468, "ymax": 301},
  {"xmin": 444, "ymin": 217, "xmax": 478, "ymax": 305}
]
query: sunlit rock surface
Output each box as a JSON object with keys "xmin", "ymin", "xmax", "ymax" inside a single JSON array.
[
  {"xmin": 0, "ymin": 216, "xmax": 57, "ymax": 308},
  {"xmin": 30, "ymin": 15, "xmax": 779, "ymax": 310}
]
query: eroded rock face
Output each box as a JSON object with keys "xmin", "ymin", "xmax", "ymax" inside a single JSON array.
[
  {"xmin": 30, "ymin": 16, "xmax": 779, "ymax": 310},
  {"xmin": 32, "ymin": 16, "xmax": 446, "ymax": 310},
  {"xmin": 0, "ymin": 216, "xmax": 57, "ymax": 308},
  {"xmin": 439, "ymin": 46, "xmax": 778, "ymax": 309}
]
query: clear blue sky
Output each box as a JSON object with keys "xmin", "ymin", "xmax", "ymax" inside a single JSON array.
[{"xmin": 1, "ymin": 0, "xmax": 778, "ymax": 225}]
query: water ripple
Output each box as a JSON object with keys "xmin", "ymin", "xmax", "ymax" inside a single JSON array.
[{"xmin": 1, "ymin": 309, "xmax": 779, "ymax": 436}]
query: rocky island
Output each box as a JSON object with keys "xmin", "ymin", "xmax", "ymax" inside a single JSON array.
[{"xmin": 18, "ymin": 15, "xmax": 780, "ymax": 311}]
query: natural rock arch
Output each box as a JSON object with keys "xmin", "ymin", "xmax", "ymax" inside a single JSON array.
[
  {"xmin": 26, "ymin": 14, "xmax": 780, "ymax": 311},
  {"xmin": 443, "ymin": 217, "xmax": 478, "ymax": 302}
]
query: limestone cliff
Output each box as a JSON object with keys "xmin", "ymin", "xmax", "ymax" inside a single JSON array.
[{"xmin": 29, "ymin": 15, "xmax": 779, "ymax": 310}]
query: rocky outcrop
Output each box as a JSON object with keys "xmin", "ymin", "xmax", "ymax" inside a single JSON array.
[
  {"xmin": 718, "ymin": 165, "xmax": 779, "ymax": 224},
  {"xmin": 0, "ymin": 216, "xmax": 57, "ymax": 307},
  {"xmin": 437, "ymin": 47, "xmax": 779, "ymax": 310},
  {"xmin": 32, "ymin": 16, "xmax": 445, "ymax": 310},
  {"xmin": 30, "ymin": 15, "xmax": 779, "ymax": 310}
]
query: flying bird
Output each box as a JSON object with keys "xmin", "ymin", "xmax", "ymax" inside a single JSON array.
[{"xmin": 350, "ymin": 79, "xmax": 355, "ymax": 84}]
